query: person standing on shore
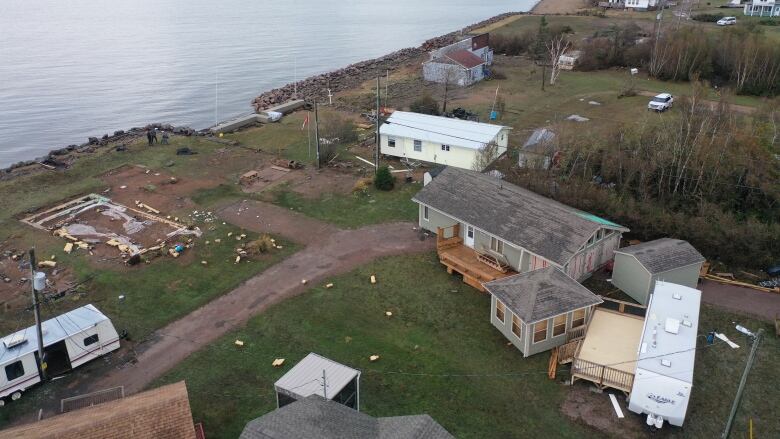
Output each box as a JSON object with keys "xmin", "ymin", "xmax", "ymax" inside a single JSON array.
[
  {"xmin": 152, "ymin": 128, "xmax": 159, "ymax": 144},
  {"xmin": 146, "ymin": 130, "xmax": 153, "ymax": 146},
  {"xmin": 161, "ymin": 131, "xmax": 169, "ymax": 145}
]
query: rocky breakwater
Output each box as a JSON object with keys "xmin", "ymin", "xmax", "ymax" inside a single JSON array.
[
  {"xmin": 252, "ymin": 12, "xmax": 523, "ymax": 111},
  {"xmin": 1, "ymin": 123, "xmax": 198, "ymax": 181}
]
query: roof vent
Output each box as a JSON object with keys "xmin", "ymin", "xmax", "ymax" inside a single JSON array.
[
  {"xmin": 3, "ymin": 333, "xmax": 27, "ymax": 349},
  {"xmin": 665, "ymin": 318, "xmax": 680, "ymax": 334},
  {"xmin": 682, "ymin": 320, "xmax": 692, "ymax": 328},
  {"xmin": 661, "ymin": 359, "xmax": 672, "ymax": 367},
  {"xmin": 672, "ymin": 293, "xmax": 682, "ymax": 300}
]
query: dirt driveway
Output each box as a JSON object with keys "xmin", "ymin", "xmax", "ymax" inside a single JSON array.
[
  {"xmin": 78, "ymin": 201, "xmax": 432, "ymax": 397},
  {"xmin": 700, "ymin": 279, "xmax": 780, "ymax": 322}
]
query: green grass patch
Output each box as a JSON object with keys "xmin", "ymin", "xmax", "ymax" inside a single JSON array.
[
  {"xmin": 156, "ymin": 252, "xmax": 780, "ymax": 438},
  {"xmin": 269, "ymin": 182, "xmax": 420, "ymax": 229}
]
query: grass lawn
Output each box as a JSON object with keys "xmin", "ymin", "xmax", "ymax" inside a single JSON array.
[
  {"xmin": 155, "ymin": 252, "xmax": 780, "ymax": 438},
  {"xmin": 268, "ymin": 182, "xmax": 421, "ymax": 229}
]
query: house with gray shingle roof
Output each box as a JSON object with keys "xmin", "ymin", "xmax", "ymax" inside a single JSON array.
[
  {"xmin": 239, "ymin": 395, "xmax": 454, "ymax": 439},
  {"xmin": 611, "ymin": 238, "xmax": 705, "ymax": 305},
  {"xmin": 484, "ymin": 267, "xmax": 603, "ymax": 357},
  {"xmin": 413, "ymin": 167, "xmax": 628, "ymax": 290}
]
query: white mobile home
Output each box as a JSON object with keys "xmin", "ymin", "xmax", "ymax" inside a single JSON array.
[
  {"xmin": 628, "ymin": 282, "xmax": 701, "ymax": 428},
  {"xmin": 380, "ymin": 111, "xmax": 511, "ymax": 171},
  {"xmin": 0, "ymin": 304, "xmax": 120, "ymax": 403}
]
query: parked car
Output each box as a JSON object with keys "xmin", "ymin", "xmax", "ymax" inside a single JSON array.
[
  {"xmin": 647, "ymin": 93, "xmax": 674, "ymax": 112},
  {"xmin": 717, "ymin": 17, "xmax": 737, "ymax": 26}
]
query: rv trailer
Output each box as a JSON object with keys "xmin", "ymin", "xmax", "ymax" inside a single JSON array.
[
  {"xmin": 0, "ymin": 304, "xmax": 120, "ymax": 405},
  {"xmin": 628, "ymin": 282, "xmax": 701, "ymax": 429}
]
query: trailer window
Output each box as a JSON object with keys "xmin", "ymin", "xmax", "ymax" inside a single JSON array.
[
  {"xmin": 413, "ymin": 140, "xmax": 422, "ymax": 152},
  {"xmin": 388, "ymin": 137, "xmax": 396, "ymax": 148},
  {"xmin": 5, "ymin": 361, "xmax": 24, "ymax": 381},
  {"xmin": 84, "ymin": 334, "xmax": 99, "ymax": 346}
]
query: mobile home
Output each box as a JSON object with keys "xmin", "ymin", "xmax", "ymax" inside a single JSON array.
[
  {"xmin": 628, "ymin": 282, "xmax": 701, "ymax": 428},
  {"xmin": 0, "ymin": 304, "xmax": 120, "ymax": 404}
]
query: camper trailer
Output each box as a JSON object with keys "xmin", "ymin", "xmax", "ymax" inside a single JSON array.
[
  {"xmin": 0, "ymin": 304, "xmax": 120, "ymax": 405},
  {"xmin": 628, "ymin": 282, "xmax": 701, "ymax": 429}
]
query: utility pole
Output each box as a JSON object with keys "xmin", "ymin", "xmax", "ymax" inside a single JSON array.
[
  {"xmin": 29, "ymin": 249, "xmax": 46, "ymax": 382},
  {"xmin": 375, "ymin": 76, "xmax": 380, "ymax": 174},
  {"xmin": 314, "ymin": 100, "xmax": 321, "ymax": 169},
  {"xmin": 322, "ymin": 369, "xmax": 328, "ymax": 399},
  {"xmin": 385, "ymin": 69, "xmax": 389, "ymax": 108},
  {"xmin": 721, "ymin": 328, "xmax": 764, "ymax": 439},
  {"xmin": 541, "ymin": 63, "xmax": 546, "ymax": 91}
]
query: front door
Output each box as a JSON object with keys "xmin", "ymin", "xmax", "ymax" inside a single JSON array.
[{"xmin": 464, "ymin": 225, "xmax": 475, "ymax": 248}]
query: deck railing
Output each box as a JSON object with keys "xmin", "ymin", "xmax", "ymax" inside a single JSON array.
[
  {"xmin": 571, "ymin": 358, "xmax": 634, "ymax": 393},
  {"xmin": 436, "ymin": 225, "xmax": 462, "ymax": 251},
  {"xmin": 557, "ymin": 339, "xmax": 580, "ymax": 364},
  {"xmin": 565, "ymin": 325, "xmax": 588, "ymax": 343}
]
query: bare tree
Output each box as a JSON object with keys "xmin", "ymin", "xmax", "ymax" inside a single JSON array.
[
  {"xmin": 472, "ymin": 142, "xmax": 501, "ymax": 171},
  {"xmin": 546, "ymin": 34, "xmax": 571, "ymax": 86}
]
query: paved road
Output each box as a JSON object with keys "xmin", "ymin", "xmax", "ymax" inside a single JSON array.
[{"xmin": 87, "ymin": 201, "xmax": 432, "ymax": 395}]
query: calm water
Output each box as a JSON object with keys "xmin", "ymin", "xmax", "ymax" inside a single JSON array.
[{"xmin": 0, "ymin": 0, "xmax": 532, "ymax": 167}]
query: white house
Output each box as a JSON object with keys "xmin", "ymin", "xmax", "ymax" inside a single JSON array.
[
  {"xmin": 628, "ymin": 281, "xmax": 701, "ymax": 429},
  {"xmin": 379, "ymin": 111, "xmax": 511, "ymax": 171},
  {"xmin": 422, "ymin": 34, "xmax": 494, "ymax": 86},
  {"xmin": 744, "ymin": 0, "xmax": 780, "ymax": 16},
  {"xmin": 625, "ymin": 0, "xmax": 658, "ymax": 10}
]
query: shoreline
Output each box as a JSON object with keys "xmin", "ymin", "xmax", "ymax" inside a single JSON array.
[{"xmin": 2, "ymin": 2, "xmax": 588, "ymax": 179}]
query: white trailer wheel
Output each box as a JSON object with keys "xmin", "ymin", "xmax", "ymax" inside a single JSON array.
[{"xmin": 10, "ymin": 391, "xmax": 22, "ymax": 401}]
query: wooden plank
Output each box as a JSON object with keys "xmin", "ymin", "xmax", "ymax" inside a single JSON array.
[
  {"xmin": 270, "ymin": 165, "xmax": 291, "ymax": 173},
  {"xmin": 548, "ymin": 348, "xmax": 558, "ymax": 379},
  {"xmin": 609, "ymin": 394, "xmax": 625, "ymax": 418}
]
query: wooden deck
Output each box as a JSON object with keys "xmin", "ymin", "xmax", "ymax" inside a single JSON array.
[
  {"xmin": 570, "ymin": 306, "xmax": 645, "ymax": 394},
  {"xmin": 436, "ymin": 225, "xmax": 515, "ymax": 292}
]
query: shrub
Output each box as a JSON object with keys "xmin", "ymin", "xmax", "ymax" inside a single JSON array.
[
  {"xmin": 490, "ymin": 69, "xmax": 507, "ymax": 80},
  {"xmin": 246, "ymin": 234, "xmax": 275, "ymax": 255},
  {"xmin": 352, "ymin": 177, "xmax": 372, "ymax": 194},
  {"xmin": 374, "ymin": 166, "xmax": 395, "ymax": 191},
  {"xmin": 692, "ymin": 13, "xmax": 725, "ymax": 22},
  {"xmin": 410, "ymin": 93, "xmax": 439, "ymax": 115}
]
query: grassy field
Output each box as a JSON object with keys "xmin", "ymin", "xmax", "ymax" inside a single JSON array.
[
  {"xmin": 156, "ymin": 252, "xmax": 780, "ymax": 438},
  {"xmin": 268, "ymin": 182, "xmax": 420, "ymax": 229}
]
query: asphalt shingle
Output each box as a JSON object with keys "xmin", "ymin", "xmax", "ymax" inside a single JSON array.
[{"xmin": 616, "ymin": 238, "xmax": 705, "ymax": 274}]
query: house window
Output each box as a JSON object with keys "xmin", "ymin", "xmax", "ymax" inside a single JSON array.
[
  {"xmin": 423, "ymin": 206, "xmax": 429, "ymax": 221},
  {"xmin": 441, "ymin": 144, "xmax": 450, "ymax": 151},
  {"xmin": 490, "ymin": 237, "xmax": 503, "ymax": 254},
  {"xmin": 84, "ymin": 334, "xmax": 99, "ymax": 346},
  {"xmin": 413, "ymin": 140, "xmax": 422, "ymax": 152},
  {"xmin": 533, "ymin": 320, "xmax": 548, "ymax": 343},
  {"xmin": 388, "ymin": 137, "xmax": 396, "ymax": 148},
  {"xmin": 5, "ymin": 360, "xmax": 24, "ymax": 381},
  {"xmin": 512, "ymin": 315, "xmax": 522, "ymax": 339},
  {"xmin": 553, "ymin": 315, "xmax": 566, "ymax": 337},
  {"xmin": 572, "ymin": 309, "xmax": 586, "ymax": 328},
  {"xmin": 495, "ymin": 299, "xmax": 506, "ymax": 323}
]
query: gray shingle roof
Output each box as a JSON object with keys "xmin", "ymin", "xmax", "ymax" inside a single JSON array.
[
  {"xmin": 413, "ymin": 167, "xmax": 627, "ymax": 266},
  {"xmin": 616, "ymin": 238, "xmax": 705, "ymax": 274},
  {"xmin": 483, "ymin": 267, "xmax": 603, "ymax": 323},
  {"xmin": 240, "ymin": 396, "xmax": 453, "ymax": 439}
]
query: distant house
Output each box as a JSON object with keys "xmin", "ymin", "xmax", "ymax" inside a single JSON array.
[
  {"xmin": 484, "ymin": 267, "xmax": 603, "ymax": 357},
  {"xmin": 625, "ymin": 0, "xmax": 657, "ymax": 10},
  {"xmin": 240, "ymin": 395, "xmax": 454, "ymax": 439},
  {"xmin": 557, "ymin": 50, "xmax": 582, "ymax": 71},
  {"xmin": 0, "ymin": 381, "xmax": 197, "ymax": 439},
  {"xmin": 744, "ymin": 0, "xmax": 780, "ymax": 16},
  {"xmin": 422, "ymin": 34, "xmax": 493, "ymax": 86},
  {"xmin": 611, "ymin": 238, "xmax": 705, "ymax": 305},
  {"xmin": 379, "ymin": 111, "xmax": 511, "ymax": 171},
  {"xmin": 274, "ymin": 353, "xmax": 360, "ymax": 410},
  {"xmin": 518, "ymin": 128, "xmax": 556, "ymax": 169},
  {"xmin": 413, "ymin": 167, "xmax": 628, "ymax": 290}
]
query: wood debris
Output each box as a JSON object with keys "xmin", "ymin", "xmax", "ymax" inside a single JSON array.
[{"xmin": 272, "ymin": 358, "xmax": 285, "ymax": 367}]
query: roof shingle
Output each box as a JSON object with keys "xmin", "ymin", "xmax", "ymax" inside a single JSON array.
[
  {"xmin": 616, "ymin": 238, "xmax": 705, "ymax": 274},
  {"xmin": 412, "ymin": 167, "xmax": 627, "ymax": 266},
  {"xmin": 484, "ymin": 267, "xmax": 603, "ymax": 323},
  {"xmin": 240, "ymin": 395, "xmax": 453, "ymax": 439}
]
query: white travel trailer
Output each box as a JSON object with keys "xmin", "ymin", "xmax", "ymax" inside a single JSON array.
[
  {"xmin": 0, "ymin": 304, "xmax": 120, "ymax": 404},
  {"xmin": 628, "ymin": 282, "xmax": 701, "ymax": 429}
]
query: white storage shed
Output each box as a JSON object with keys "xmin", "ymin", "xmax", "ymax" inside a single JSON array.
[{"xmin": 274, "ymin": 353, "xmax": 361, "ymax": 410}]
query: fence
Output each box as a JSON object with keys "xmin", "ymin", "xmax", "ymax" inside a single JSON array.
[{"xmin": 61, "ymin": 386, "xmax": 125, "ymax": 413}]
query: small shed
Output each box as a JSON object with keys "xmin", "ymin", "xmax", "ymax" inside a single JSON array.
[
  {"xmin": 557, "ymin": 50, "xmax": 582, "ymax": 71},
  {"xmin": 274, "ymin": 353, "xmax": 361, "ymax": 410},
  {"xmin": 518, "ymin": 128, "xmax": 556, "ymax": 169},
  {"xmin": 612, "ymin": 238, "xmax": 705, "ymax": 305}
]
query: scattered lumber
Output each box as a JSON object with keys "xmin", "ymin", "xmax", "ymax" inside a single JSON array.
[{"xmin": 548, "ymin": 348, "xmax": 558, "ymax": 380}]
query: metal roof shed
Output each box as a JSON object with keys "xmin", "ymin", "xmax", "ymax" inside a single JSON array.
[{"xmin": 274, "ymin": 353, "xmax": 361, "ymax": 410}]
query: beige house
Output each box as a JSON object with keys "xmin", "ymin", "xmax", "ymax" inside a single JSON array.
[
  {"xmin": 484, "ymin": 267, "xmax": 603, "ymax": 357},
  {"xmin": 413, "ymin": 167, "xmax": 628, "ymax": 291}
]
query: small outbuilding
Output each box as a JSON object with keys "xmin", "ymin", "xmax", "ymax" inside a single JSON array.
[
  {"xmin": 274, "ymin": 353, "xmax": 360, "ymax": 410},
  {"xmin": 611, "ymin": 238, "xmax": 705, "ymax": 305},
  {"xmin": 518, "ymin": 128, "xmax": 556, "ymax": 169},
  {"xmin": 484, "ymin": 267, "xmax": 603, "ymax": 357}
]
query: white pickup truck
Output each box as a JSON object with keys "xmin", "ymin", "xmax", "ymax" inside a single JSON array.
[{"xmin": 647, "ymin": 93, "xmax": 674, "ymax": 112}]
